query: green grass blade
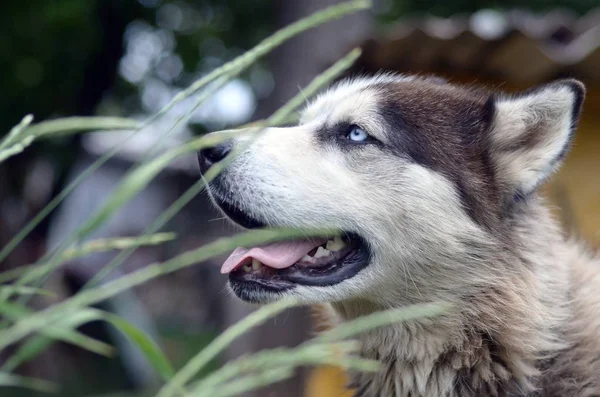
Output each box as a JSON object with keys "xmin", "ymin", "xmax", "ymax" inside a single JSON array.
[
  {"xmin": 0, "ymin": 136, "xmax": 35, "ymax": 162},
  {"xmin": 0, "ymin": 372, "xmax": 58, "ymax": 394},
  {"xmin": 314, "ymin": 302, "xmax": 452, "ymax": 343},
  {"xmin": 1, "ymin": 307, "xmax": 172, "ymax": 373},
  {"xmin": 0, "ymin": 114, "xmax": 33, "ymax": 150},
  {"xmin": 30, "ymin": 307, "xmax": 174, "ymax": 381},
  {"xmin": 0, "ymin": 286, "xmax": 55, "ymax": 298},
  {"xmin": 197, "ymin": 367, "xmax": 293, "ymax": 397},
  {"xmin": 24, "ymin": 117, "xmax": 140, "ymax": 139},
  {"xmin": 0, "ymin": 267, "xmax": 29, "ymax": 284},
  {"xmin": 1, "ymin": 335, "xmax": 54, "ymax": 372},
  {"xmin": 191, "ymin": 341, "xmax": 378, "ymax": 394},
  {"xmin": 0, "ymin": 302, "xmax": 114, "ymax": 358},
  {"xmin": 100, "ymin": 312, "xmax": 174, "ymax": 381},
  {"xmin": 44, "ymin": 325, "xmax": 115, "ymax": 357},
  {"xmin": 0, "ymin": 117, "xmax": 139, "ymax": 164},
  {"xmin": 69, "ymin": 233, "xmax": 176, "ymax": 253},
  {"xmin": 157, "ymin": 298, "xmax": 299, "ymax": 397},
  {"xmin": 0, "ymin": 233, "xmax": 175, "ymax": 298},
  {"xmin": 0, "ymin": 299, "xmax": 31, "ymax": 319}
]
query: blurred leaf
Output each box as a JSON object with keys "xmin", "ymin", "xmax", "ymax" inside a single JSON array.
[
  {"xmin": 1, "ymin": 304, "xmax": 173, "ymax": 380},
  {"xmin": 23, "ymin": 116, "xmax": 140, "ymax": 139},
  {"xmin": 202, "ymin": 367, "xmax": 293, "ymax": 397},
  {"xmin": 157, "ymin": 297, "xmax": 299, "ymax": 397},
  {"xmin": 0, "ymin": 372, "xmax": 57, "ymax": 394},
  {"xmin": 101, "ymin": 313, "xmax": 175, "ymax": 381},
  {"xmin": 1, "ymin": 335, "xmax": 54, "ymax": 372},
  {"xmin": 0, "ymin": 114, "xmax": 33, "ymax": 150},
  {"xmin": 0, "ymin": 233, "xmax": 175, "ymax": 291},
  {"xmin": 191, "ymin": 341, "xmax": 378, "ymax": 396},
  {"xmin": 0, "ymin": 302, "xmax": 115, "ymax": 364},
  {"xmin": 44, "ymin": 323, "xmax": 115, "ymax": 357},
  {"xmin": 315, "ymin": 302, "xmax": 451, "ymax": 343},
  {"xmin": 0, "ymin": 286, "xmax": 55, "ymax": 298}
]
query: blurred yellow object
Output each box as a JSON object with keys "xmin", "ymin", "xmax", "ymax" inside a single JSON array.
[
  {"xmin": 546, "ymin": 89, "xmax": 600, "ymax": 248},
  {"xmin": 305, "ymin": 365, "xmax": 354, "ymax": 397}
]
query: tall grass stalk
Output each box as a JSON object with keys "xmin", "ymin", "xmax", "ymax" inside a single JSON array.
[
  {"xmin": 156, "ymin": 298, "xmax": 298, "ymax": 397},
  {"xmin": 0, "ymin": 117, "xmax": 140, "ymax": 163},
  {"xmin": 0, "ymin": 372, "xmax": 58, "ymax": 394},
  {"xmin": 0, "ymin": 233, "xmax": 174, "ymax": 286}
]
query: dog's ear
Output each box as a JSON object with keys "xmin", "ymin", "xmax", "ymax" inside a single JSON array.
[{"xmin": 486, "ymin": 79, "xmax": 585, "ymax": 199}]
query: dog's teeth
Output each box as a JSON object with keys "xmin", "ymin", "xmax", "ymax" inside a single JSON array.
[
  {"xmin": 326, "ymin": 236, "xmax": 346, "ymax": 252},
  {"xmin": 314, "ymin": 246, "xmax": 331, "ymax": 258},
  {"xmin": 252, "ymin": 259, "xmax": 262, "ymax": 270},
  {"xmin": 243, "ymin": 265, "xmax": 252, "ymax": 273},
  {"xmin": 302, "ymin": 255, "xmax": 313, "ymax": 262}
]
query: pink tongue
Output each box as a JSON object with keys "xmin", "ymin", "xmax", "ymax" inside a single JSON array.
[{"xmin": 221, "ymin": 239, "xmax": 326, "ymax": 274}]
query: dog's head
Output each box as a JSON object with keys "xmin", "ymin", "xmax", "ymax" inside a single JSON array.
[{"xmin": 199, "ymin": 74, "xmax": 585, "ymax": 307}]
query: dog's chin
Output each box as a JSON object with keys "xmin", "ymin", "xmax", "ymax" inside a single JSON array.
[{"xmin": 208, "ymin": 186, "xmax": 372, "ymax": 304}]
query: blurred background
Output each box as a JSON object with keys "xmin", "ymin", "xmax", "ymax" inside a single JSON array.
[{"xmin": 0, "ymin": 1, "xmax": 598, "ymax": 396}]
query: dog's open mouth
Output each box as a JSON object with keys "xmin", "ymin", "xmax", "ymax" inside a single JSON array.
[
  {"xmin": 224, "ymin": 233, "xmax": 367, "ymax": 286},
  {"xmin": 214, "ymin": 197, "xmax": 371, "ymax": 295}
]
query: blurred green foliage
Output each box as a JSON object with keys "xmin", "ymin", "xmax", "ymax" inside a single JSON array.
[
  {"xmin": 0, "ymin": 1, "xmax": 135, "ymax": 130},
  {"xmin": 0, "ymin": 0, "xmax": 274, "ymax": 136}
]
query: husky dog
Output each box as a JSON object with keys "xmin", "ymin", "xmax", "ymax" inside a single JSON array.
[{"xmin": 198, "ymin": 74, "xmax": 600, "ymax": 396}]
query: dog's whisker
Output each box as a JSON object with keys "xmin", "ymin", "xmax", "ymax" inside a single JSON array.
[{"xmin": 208, "ymin": 216, "xmax": 229, "ymax": 223}]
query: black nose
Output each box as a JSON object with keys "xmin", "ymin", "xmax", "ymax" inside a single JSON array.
[{"xmin": 198, "ymin": 140, "xmax": 233, "ymax": 174}]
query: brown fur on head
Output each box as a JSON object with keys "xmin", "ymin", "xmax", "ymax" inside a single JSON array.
[{"xmin": 200, "ymin": 75, "xmax": 600, "ymax": 396}]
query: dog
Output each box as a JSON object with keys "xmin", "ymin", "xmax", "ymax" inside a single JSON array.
[{"xmin": 198, "ymin": 74, "xmax": 600, "ymax": 396}]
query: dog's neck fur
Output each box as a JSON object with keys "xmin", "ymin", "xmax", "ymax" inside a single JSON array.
[{"xmin": 325, "ymin": 196, "xmax": 573, "ymax": 397}]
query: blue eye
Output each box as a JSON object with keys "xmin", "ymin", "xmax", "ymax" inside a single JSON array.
[{"xmin": 346, "ymin": 125, "xmax": 369, "ymax": 142}]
